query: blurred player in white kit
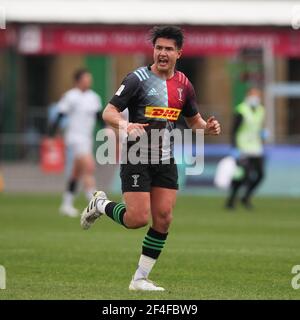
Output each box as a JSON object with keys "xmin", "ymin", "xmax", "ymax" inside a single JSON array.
[{"xmin": 49, "ymin": 69, "xmax": 102, "ymax": 217}]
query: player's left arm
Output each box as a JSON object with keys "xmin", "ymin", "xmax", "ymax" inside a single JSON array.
[
  {"xmin": 182, "ymin": 81, "xmax": 221, "ymax": 135},
  {"xmin": 185, "ymin": 113, "xmax": 221, "ymax": 135}
]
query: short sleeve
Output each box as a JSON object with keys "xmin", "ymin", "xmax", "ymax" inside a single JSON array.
[
  {"xmin": 57, "ymin": 92, "xmax": 72, "ymax": 114},
  {"xmin": 109, "ymin": 73, "xmax": 140, "ymax": 112},
  {"xmin": 181, "ymin": 81, "xmax": 199, "ymax": 118}
]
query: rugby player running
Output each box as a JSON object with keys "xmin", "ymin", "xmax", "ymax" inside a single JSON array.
[{"xmin": 81, "ymin": 26, "xmax": 221, "ymax": 291}]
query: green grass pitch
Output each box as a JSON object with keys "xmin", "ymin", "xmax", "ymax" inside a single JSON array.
[{"xmin": 0, "ymin": 193, "xmax": 299, "ymax": 299}]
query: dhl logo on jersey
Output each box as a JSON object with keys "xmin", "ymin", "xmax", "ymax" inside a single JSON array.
[{"xmin": 145, "ymin": 106, "xmax": 181, "ymax": 121}]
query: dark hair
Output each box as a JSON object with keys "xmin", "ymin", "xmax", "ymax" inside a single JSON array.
[
  {"xmin": 73, "ymin": 68, "xmax": 89, "ymax": 82},
  {"xmin": 150, "ymin": 26, "xmax": 184, "ymax": 49}
]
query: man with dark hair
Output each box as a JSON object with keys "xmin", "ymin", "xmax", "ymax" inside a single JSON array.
[
  {"xmin": 225, "ymin": 87, "xmax": 265, "ymax": 210},
  {"xmin": 81, "ymin": 26, "xmax": 221, "ymax": 291},
  {"xmin": 49, "ymin": 69, "xmax": 102, "ymax": 216},
  {"xmin": 150, "ymin": 25, "xmax": 184, "ymax": 49},
  {"xmin": 73, "ymin": 68, "xmax": 90, "ymax": 82}
]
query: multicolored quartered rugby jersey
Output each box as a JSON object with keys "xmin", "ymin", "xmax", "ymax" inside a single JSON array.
[{"xmin": 110, "ymin": 65, "xmax": 199, "ymax": 162}]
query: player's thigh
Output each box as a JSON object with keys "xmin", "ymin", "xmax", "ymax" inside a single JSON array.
[
  {"xmin": 121, "ymin": 163, "xmax": 152, "ymax": 224},
  {"xmin": 123, "ymin": 192, "xmax": 151, "ymax": 224},
  {"xmin": 150, "ymin": 187, "xmax": 177, "ymax": 220},
  {"xmin": 71, "ymin": 141, "xmax": 94, "ymax": 172}
]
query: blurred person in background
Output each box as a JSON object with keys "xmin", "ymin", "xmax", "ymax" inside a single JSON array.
[
  {"xmin": 49, "ymin": 68, "xmax": 102, "ymax": 217},
  {"xmin": 225, "ymin": 87, "xmax": 266, "ymax": 210}
]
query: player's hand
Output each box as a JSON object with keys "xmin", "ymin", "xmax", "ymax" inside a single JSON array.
[
  {"xmin": 127, "ymin": 123, "xmax": 149, "ymax": 139},
  {"xmin": 204, "ymin": 116, "xmax": 221, "ymax": 135}
]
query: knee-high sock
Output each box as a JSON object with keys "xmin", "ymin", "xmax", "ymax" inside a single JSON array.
[
  {"xmin": 97, "ymin": 201, "xmax": 127, "ymax": 227},
  {"xmin": 133, "ymin": 227, "xmax": 168, "ymax": 280}
]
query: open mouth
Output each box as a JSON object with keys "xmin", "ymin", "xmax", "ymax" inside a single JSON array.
[{"xmin": 158, "ymin": 58, "xmax": 168, "ymax": 67}]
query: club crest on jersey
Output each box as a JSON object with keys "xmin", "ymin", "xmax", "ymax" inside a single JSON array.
[
  {"xmin": 145, "ymin": 106, "xmax": 181, "ymax": 121},
  {"xmin": 177, "ymin": 88, "xmax": 183, "ymax": 101}
]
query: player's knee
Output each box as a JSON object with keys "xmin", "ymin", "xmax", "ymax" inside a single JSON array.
[
  {"xmin": 127, "ymin": 209, "xmax": 149, "ymax": 229},
  {"xmin": 158, "ymin": 209, "xmax": 173, "ymax": 228},
  {"xmin": 165, "ymin": 212, "xmax": 173, "ymax": 227}
]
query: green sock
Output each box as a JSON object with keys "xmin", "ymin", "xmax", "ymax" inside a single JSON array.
[{"xmin": 104, "ymin": 202, "xmax": 127, "ymax": 227}]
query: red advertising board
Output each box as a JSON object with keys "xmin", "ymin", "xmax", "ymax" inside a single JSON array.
[
  {"xmin": 16, "ymin": 25, "xmax": 300, "ymax": 57},
  {"xmin": 40, "ymin": 137, "xmax": 65, "ymax": 174},
  {"xmin": 0, "ymin": 27, "xmax": 16, "ymax": 48}
]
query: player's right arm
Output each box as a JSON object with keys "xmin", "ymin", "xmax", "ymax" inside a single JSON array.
[
  {"xmin": 103, "ymin": 103, "xmax": 148, "ymax": 136},
  {"xmin": 102, "ymin": 73, "xmax": 148, "ymax": 135},
  {"xmin": 102, "ymin": 103, "xmax": 128, "ymax": 131},
  {"xmin": 48, "ymin": 113, "xmax": 65, "ymax": 137},
  {"xmin": 48, "ymin": 91, "xmax": 71, "ymax": 137},
  {"xmin": 48, "ymin": 89, "xmax": 74, "ymax": 137}
]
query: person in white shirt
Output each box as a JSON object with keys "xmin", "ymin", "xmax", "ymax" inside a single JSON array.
[{"xmin": 49, "ymin": 69, "xmax": 102, "ymax": 217}]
